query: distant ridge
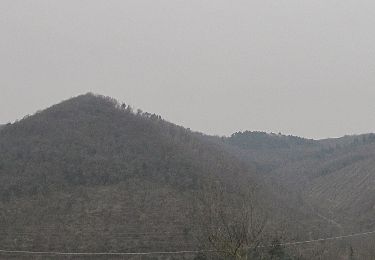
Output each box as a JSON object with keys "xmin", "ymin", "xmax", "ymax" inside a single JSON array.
[
  {"xmin": 226, "ymin": 127, "xmax": 375, "ymax": 248},
  {"xmin": 226, "ymin": 130, "xmax": 315, "ymax": 150}
]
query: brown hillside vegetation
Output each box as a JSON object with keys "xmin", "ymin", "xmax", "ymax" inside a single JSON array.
[
  {"xmin": 0, "ymin": 94, "xmax": 373, "ymax": 259},
  {"xmin": 226, "ymin": 131, "xmax": 375, "ymax": 259},
  {"xmin": 0, "ymin": 94, "xmax": 321, "ymax": 260}
]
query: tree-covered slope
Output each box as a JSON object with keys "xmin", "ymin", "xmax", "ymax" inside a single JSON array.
[
  {"xmin": 0, "ymin": 93, "xmax": 269, "ymax": 257},
  {"xmin": 0, "ymin": 93, "xmax": 363, "ymax": 259},
  {"xmin": 224, "ymin": 132, "xmax": 375, "ymax": 259},
  {"xmin": 226, "ymin": 131, "xmax": 375, "ymax": 239},
  {"xmin": 0, "ymin": 94, "xmax": 249, "ymax": 198}
]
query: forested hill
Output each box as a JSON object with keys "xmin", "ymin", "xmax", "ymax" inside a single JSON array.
[
  {"xmin": 224, "ymin": 129, "xmax": 375, "ymax": 258},
  {"xmin": 0, "ymin": 93, "xmax": 278, "ymax": 256},
  {"xmin": 1, "ymin": 93, "xmax": 370, "ymax": 259},
  {"xmin": 0, "ymin": 93, "xmax": 250, "ymax": 197}
]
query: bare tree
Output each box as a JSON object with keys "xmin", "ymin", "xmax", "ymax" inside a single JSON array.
[{"xmin": 195, "ymin": 180, "xmax": 268, "ymax": 260}]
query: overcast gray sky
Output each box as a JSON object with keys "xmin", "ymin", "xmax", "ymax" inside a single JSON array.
[{"xmin": 1, "ymin": 0, "xmax": 375, "ymax": 139}]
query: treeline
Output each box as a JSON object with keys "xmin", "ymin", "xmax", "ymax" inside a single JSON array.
[{"xmin": 226, "ymin": 131, "xmax": 315, "ymax": 150}]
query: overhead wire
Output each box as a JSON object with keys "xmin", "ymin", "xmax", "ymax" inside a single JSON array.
[{"xmin": 0, "ymin": 229, "xmax": 374, "ymax": 256}]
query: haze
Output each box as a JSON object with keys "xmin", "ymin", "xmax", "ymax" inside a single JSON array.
[{"xmin": 1, "ymin": 0, "xmax": 375, "ymax": 139}]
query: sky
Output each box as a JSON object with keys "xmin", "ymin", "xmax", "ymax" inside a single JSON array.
[{"xmin": 1, "ymin": 0, "xmax": 375, "ymax": 139}]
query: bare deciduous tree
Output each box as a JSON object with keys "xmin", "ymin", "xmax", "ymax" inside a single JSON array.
[{"xmin": 195, "ymin": 180, "xmax": 268, "ymax": 260}]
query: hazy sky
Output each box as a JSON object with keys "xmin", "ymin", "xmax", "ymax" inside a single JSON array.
[{"xmin": 1, "ymin": 0, "xmax": 375, "ymax": 139}]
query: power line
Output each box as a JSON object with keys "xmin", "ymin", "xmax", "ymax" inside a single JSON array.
[
  {"xmin": 0, "ymin": 229, "xmax": 374, "ymax": 256},
  {"xmin": 276, "ymin": 229, "xmax": 375, "ymax": 247},
  {"xmin": 0, "ymin": 249, "xmax": 211, "ymax": 256}
]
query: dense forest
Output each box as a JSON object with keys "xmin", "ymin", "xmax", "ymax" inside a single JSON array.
[{"xmin": 0, "ymin": 93, "xmax": 374, "ymax": 259}]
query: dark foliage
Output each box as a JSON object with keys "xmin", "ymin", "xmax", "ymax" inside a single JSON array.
[{"xmin": 226, "ymin": 131, "xmax": 314, "ymax": 150}]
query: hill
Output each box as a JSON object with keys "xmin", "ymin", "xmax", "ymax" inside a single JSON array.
[
  {"xmin": 225, "ymin": 132, "xmax": 375, "ymax": 259},
  {"xmin": 0, "ymin": 94, "xmax": 248, "ymax": 195},
  {"xmin": 1, "ymin": 93, "xmax": 372, "ymax": 259},
  {"xmin": 0, "ymin": 94, "xmax": 317, "ymax": 259}
]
